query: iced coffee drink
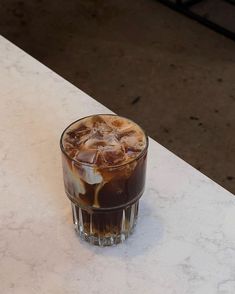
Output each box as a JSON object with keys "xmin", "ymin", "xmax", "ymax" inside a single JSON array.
[{"xmin": 60, "ymin": 114, "xmax": 148, "ymax": 246}]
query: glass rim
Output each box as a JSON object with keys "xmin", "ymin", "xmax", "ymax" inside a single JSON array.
[{"xmin": 60, "ymin": 113, "xmax": 149, "ymax": 169}]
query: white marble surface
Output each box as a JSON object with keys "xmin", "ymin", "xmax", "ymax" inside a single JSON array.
[{"xmin": 0, "ymin": 36, "xmax": 235, "ymax": 294}]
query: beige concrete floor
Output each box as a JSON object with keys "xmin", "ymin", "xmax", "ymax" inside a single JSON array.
[{"xmin": 0, "ymin": 0, "xmax": 234, "ymax": 193}]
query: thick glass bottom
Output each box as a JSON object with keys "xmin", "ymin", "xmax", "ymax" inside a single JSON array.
[{"xmin": 71, "ymin": 201, "xmax": 139, "ymax": 246}]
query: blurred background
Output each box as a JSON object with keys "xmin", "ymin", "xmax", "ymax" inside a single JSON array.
[{"xmin": 0, "ymin": 0, "xmax": 234, "ymax": 193}]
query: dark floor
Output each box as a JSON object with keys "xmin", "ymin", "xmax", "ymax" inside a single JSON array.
[{"xmin": 0, "ymin": 0, "xmax": 234, "ymax": 193}]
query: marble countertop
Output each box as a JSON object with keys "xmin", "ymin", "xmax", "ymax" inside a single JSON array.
[{"xmin": 0, "ymin": 36, "xmax": 235, "ymax": 294}]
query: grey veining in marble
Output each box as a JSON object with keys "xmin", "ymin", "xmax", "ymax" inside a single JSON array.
[{"xmin": 0, "ymin": 36, "xmax": 235, "ymax": 294}]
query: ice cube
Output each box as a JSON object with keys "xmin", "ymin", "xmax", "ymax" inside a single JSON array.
[
  {"xmin": 120, "ymin": 134, "xmax": 139, "ymax": 149},
  {"xmin": 84, "ymin": 137, "xmax": 106, "ymax": 149},
  {"xmin": 75, "ymin": 149, "xmax": 98, "ymax": 164},
  {"xmin": 64, "ymin": 146, "xmax": 77, "ymax": 158},
  {"xmin": 69, "ymin": 123, "xmax": 90, "ymax": 137},
  {"xmin": 105, "ymin": 117, "xmax": 124, "ymax": 129},
  {"xmin": 100, "ymin": 145, "xmax": 126, "ymax": 165},
  {"xmin": 104, "ymin": 133, "xmax": 120, "ymax": 146},
  {"xmin": 95, "ymin": 122, "xmax": 113, "ymax": 136},
  {"xmin": 117, "ymin": 130, "xmax": 136, "ymax": 140},
  {"xmin": 111, "ymin": 118, "xmax": 133, "ymax": 132},
  {"xmin": 91, "ymin": 115, "xmax": 107, "ymax": 125}
]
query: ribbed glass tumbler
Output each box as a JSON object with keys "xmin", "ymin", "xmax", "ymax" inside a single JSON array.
[{"xmin": 60, "ymin": 114, "xmax": 148, "ymax": 246}]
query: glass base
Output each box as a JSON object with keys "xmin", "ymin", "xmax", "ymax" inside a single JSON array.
[{"xmin": 71, "ymin": 201, "xmax": 139, "ymax": 246}]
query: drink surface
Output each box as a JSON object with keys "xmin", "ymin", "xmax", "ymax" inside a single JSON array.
[{"xmin": 62, "ymin": 114, "xmax": 147, "ymax": 167}]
